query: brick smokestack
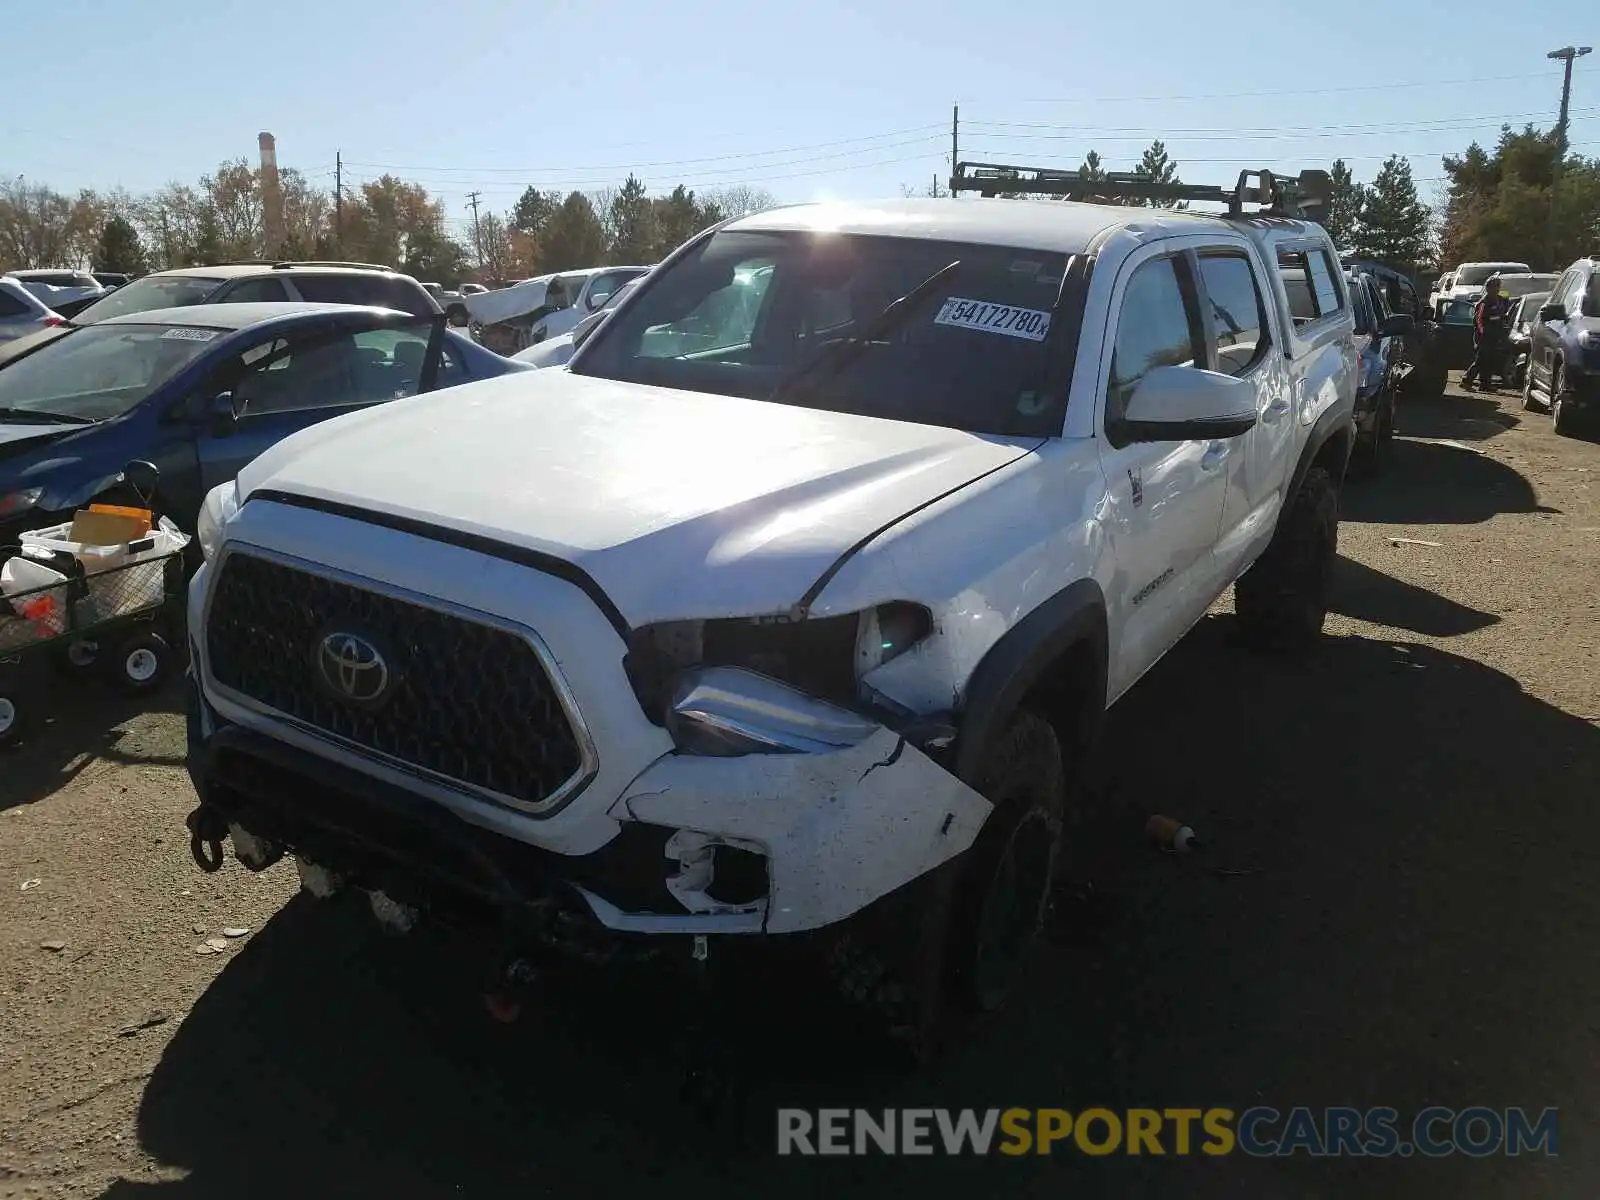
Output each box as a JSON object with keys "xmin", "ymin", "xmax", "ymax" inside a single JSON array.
[{"xmin": 258, "ymin": 131, "xmax": 285, "ymax": 260}]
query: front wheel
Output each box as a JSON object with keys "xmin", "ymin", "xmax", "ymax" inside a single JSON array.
[
  {"xmin": 946, "ymin": 711, "xmax": 1066, "ymax": 1015},
  {"xmin": 1522, "ymin": 365, "xmax": 1543, "ymax": 411},
  {"xmin": 1552, "ymin": 365, "xmax": 1578, "ymax": 438},
  {"xmin": 50, "ymin": 639, "xmax": 100, "ymax": 679},
  {"xmin": 1234, "ymin": 465, "xmax": 1339, "ymax": 653}
]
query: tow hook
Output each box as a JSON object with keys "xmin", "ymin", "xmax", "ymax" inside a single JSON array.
[{"xmin": 185, "ymin": 805, "xmax": 227, "ymax": 873}]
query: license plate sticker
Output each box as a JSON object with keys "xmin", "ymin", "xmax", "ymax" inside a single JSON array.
[
  {"xmin": 933, "ymin": 297, "xmax": 1052, "ymax": 342},
  {"xmin": 161, "ymin": 327, "xmax": 220, "ymax": 342}
]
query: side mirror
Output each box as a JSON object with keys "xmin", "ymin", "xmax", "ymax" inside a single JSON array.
[
  {"xmin": 208, "ymin": 391, "xmax": 239, "ymax": 436},
  {"xmin": 1538, "ymin": 303, "xmax": 1566, "ymax": 323},
  {"xmin": 1377, "ymin": 313, "xmax": 1415, "ymax": 338},
  {"xmin": 1118, "ymin": 366, "xmax": 1258, "ymax": 443},
  {"xmin": 119, "ymin": 460, "xmax": 160, "ymax": 505}
]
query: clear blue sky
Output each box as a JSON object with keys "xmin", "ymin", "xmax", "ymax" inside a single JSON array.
[{"xmin": 7, "ymin": 0, "xmax": 1597, "ymax": 239}]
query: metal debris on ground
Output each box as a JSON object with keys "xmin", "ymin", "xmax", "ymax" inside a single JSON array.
[
  {"xmin": 117, "ymin": 1011, "xmax": 169, "ymax": 1038},
  {"xmin": 221, "ymin": 927, "xmax": 250, "ymax": 939},
  {"xmin": 204, "ymin": 937, "xmax": 228, "ymax": 952},
  {"xmin": 20, "ymin": 879, "xmax": 41, "ymax": 891},
  {"xmin": 1389, "ymin": 537, "xmax": 1443, "ymax": 548}
]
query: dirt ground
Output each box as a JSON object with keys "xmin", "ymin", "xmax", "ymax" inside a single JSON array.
[{"xmin": 3, "ymin": 377, "xmax": 1599, "ymax": 1199}]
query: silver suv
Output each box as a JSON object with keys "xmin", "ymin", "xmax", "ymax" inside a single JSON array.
[{"xmin": 68, "ymin": 261, "xmax": 441, "ymax": 324}]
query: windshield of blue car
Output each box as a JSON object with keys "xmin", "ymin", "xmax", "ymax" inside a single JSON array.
[
  {"xmin": 70, "ymin": 274, "xmax": 223, "ymax": 322},
  {"xmin": 572, "ymin": 229, "xmax": 1071, "ymax": 437},
  {"xmin": 0, "ymin": 322, "xmax": 222, "ymax": 422}
]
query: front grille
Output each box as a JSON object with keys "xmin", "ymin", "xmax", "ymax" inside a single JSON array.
[{"xmin": 205, "ymin": 552, "xmax": 585, "ymax": 808}]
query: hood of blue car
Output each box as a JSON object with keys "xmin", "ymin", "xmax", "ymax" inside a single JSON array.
[{"xmin": 0, "ymin": 422, "xmax": 79, "ymax": 456}]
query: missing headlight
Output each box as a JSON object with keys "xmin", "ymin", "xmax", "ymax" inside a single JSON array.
[{"xmin": 623, "ymin": 604, "xmax": 932, "ymax": 725}]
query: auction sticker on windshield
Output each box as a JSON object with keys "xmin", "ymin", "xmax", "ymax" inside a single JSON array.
[
  {"xmin": 160, "ymin": 328, "xmax": 220, "ymax": 342},
  {"xmin": 934, "ymin": 298, "xmax": 1052, "ymax": 342}
]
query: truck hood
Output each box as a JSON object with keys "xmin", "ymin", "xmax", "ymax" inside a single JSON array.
[
  {"xmin": 236, "ymin": 371, "xmax": 1040, "ymax": 626},
  {"xmin": 463, "ymin": 277, "xmax": 554, "ymax": 327}
]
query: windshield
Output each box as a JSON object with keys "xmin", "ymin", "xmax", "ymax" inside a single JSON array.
[
  {"xmin": 1499, "ymin": 274, "xmax": 1558, "ymax": 299},
  {"xmin": 1514, "ymin": 294, "xmax": 1549, "ymax": 324},
  {"xmin": 573, "ymin": 230, "xmax": 1072, "ymax": 437},
  {"xmin": 0, "ymin": 322, "xmax": 222, "ymax": 421},
  {"xmin": 72, "ymin": 274, "xmax": 224, "ymax": 322},
  {"xmin": 1455, "ymin": 264, "xmax": 1530, "ymax": 288}
]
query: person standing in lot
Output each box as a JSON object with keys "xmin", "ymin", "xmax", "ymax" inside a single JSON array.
[{"xmin": 1462, "ymin": 275, "xmax": 1513, "ymax": 391}]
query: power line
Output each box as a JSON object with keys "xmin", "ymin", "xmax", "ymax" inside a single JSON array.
[
  {"xmin": 339, "ymin": 125, "xmax": 946, "ymax": 176},
  {"xmin": 961, "ymin": 141, "xmax": 1599, "ymax": 166},
  {"xmin": 1012, "ymin": 66, "xmax": 1598, "ymax": 104}
]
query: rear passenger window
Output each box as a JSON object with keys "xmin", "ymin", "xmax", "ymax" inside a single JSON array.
[
  {"xmin": 0, "ymin": 290, "xmax": 29, "ymax": 317},
  {"xmin": 290, "ymin": 276, "xmax": 370, "ymax": 307},
  {"xmin": 1197, "ymin": 253, "xmax": 1268, "ymax": 377},
  {"xmin": 1106, "ymin": 255, "xmax": 1202, "ymax": 427},
  {"xmin": 225, "ymin": 278, "xmax": 290, "ymax": 303},
  {"xmin": 1278, "ymin": 248, "xmax": 1343, "ymax": 323},
  {"xmin": 1305, "ymin": 251, "xmax": 1343, "ymax": 316}
]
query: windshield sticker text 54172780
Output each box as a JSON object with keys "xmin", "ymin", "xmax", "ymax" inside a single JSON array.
[{"xmin": 934, "ymin": 297, "xmax": 1053, "ymax": 343}]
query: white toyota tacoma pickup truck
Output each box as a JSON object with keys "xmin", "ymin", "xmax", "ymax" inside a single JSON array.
[{"xmin": 182, "ymin": 165, "xmax": 1355, "ymax": 1059}]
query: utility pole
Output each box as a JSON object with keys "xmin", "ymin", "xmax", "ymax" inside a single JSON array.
[
  {"xmin": 1545, "ymin": 45, "xmax": 1591, "ymax": 268},
  {"xmin": 334, "ymin": 150, "xmax": 343, "ymax": 253},
  {"xmin": 466, "ymin": 191, "xmax": 483, "ymax": 264},
  {"xmin": 949, "ymin": 104, "xmax": 959, "ymax": 196}
]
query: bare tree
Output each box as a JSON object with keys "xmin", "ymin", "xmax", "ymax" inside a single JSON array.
[
  {"xmin": 702, "ymin": 184, "xmax": 778, "ymax": 218},
  {"xmin": 0, "ymin": 177, "xmax": 99, "ymax": 268}
]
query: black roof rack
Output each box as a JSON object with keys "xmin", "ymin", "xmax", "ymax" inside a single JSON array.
[{"xmin": 949, "ymin": 162, "xmax": 1331, "ymax": 219}]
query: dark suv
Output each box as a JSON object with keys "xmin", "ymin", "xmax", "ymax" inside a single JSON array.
[
  {"xmin": 65, "ymin": 262, "xmax": 442, "ymax": 325},
  {"xmin": 1523, "ymin": 256, "xmax": 1600, "ymax": 436}
]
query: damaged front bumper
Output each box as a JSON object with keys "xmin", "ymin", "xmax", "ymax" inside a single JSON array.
[{"xmin": 185, "ymin": 669, "xmax": 992, "ymax": 951}]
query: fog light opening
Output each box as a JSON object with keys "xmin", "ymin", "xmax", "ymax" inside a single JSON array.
[{"xmin": 665, "ymin": 830, "xmax": 770, "ymax": 914}]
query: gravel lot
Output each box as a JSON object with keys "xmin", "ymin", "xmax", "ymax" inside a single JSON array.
[{"xmin": 3, "ymin": 378, "xmax": 1599, "ymax": 1199}]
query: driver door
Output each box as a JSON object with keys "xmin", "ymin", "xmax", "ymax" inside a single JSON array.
[{"xmin": 192, "ymin": 313, "xmax": 444, "ymax": 492}]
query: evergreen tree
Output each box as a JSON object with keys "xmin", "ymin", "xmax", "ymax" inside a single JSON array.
[
  {"xmin": 1322, "ymin": 159, "xmax": 1366, "ymax": 249},
  {"xmin": 540, "ymin": 191, "xmax": 607, "ymax": 271},
  {"xmin": 1352, "ymin": 155, "xmax": 1433, "ymax": 268},
  {"xmin": 607, "ymin": 174, "xmax": 655, "ymax": 264},
  {"xmin": 95, "ymin": 214, "xmax": 147, "ymax": 274},
  {"xmin": 511, "ymin": 186, "xmax": 557, "ymax": 236},
  {"xmin": 1132, "ymin": 140, "xmax": 1185, "ymax": 208}
]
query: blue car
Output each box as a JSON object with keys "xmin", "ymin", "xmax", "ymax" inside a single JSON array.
[{"xmin": 0, "ymin": 302, "xmax": 530, "ymax": 545}]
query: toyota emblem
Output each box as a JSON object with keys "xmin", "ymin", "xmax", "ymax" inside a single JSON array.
[{"xmin": 315, "ymin": 632, "xmax": 392, "ymax": 705}]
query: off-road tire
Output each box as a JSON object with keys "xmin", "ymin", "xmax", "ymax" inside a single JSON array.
[
  {"xmin": 1234, "ymin": 465, "xmax": 1338, "ymax": 653},
  {"xmin": 944, "ymin": 710, "xmax": 1066, "ymax": 1015},
  {"xmin": 1351, "ymin": 399, "xmax": 1394, "ymax": 479}
]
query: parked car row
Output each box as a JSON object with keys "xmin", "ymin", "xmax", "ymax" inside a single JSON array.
[{"xmin": 0, "ymin": 301, "xmax": 530, "ymax": 549}]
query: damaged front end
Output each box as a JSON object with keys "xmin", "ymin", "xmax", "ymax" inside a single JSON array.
[{"xmin": 185, "ymin": 599, "xmax": 990, "ymax": 1033}]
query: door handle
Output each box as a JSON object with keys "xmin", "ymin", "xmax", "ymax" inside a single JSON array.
[{"xmin": 1200, "ymin": 441, "xmax": 1229, "ymax": 471}]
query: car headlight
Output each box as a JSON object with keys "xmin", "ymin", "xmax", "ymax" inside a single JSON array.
[
  {"xmin": 0, "ymin": 487, "xmax": 43, "ymax": 521},
  {"xmin": 196, "ymin": 480, "xmax": 240, "ymax": 562},
  {"xmin": 623, "ymin": 603, "xmax": 933, "ymax": 752}
]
